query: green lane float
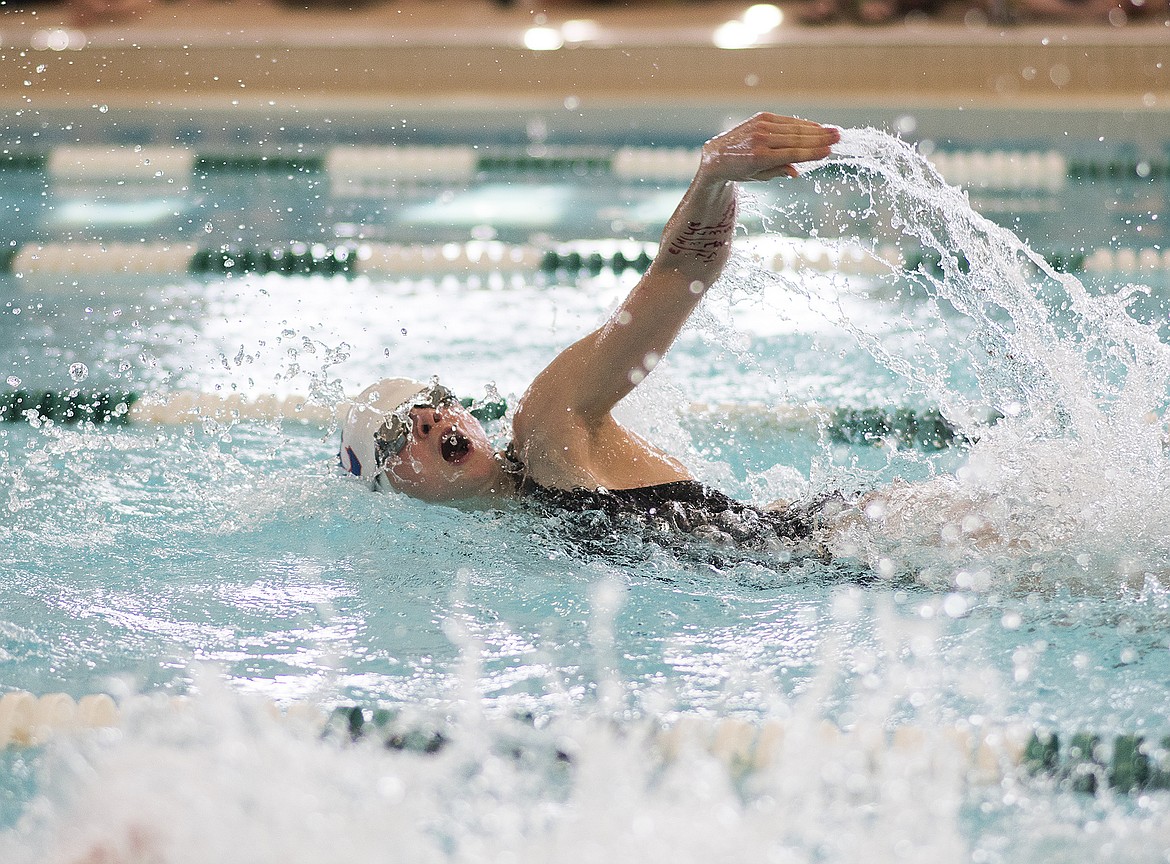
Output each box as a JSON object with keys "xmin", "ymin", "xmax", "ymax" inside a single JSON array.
[
  {"xmin": 194, "ymin": 154, "xmax": 325, "ymax": 176},
  {"xmin": 827, "ymin": 406, "xmax": 999, "ymax": 451},
  {"xmin": 1022, "ymin": 730, "xmax": 1170, "ymax": 793},
  {"xmin": 0, "ymin": 390, "xmax": 137, "ymax": 424},
  {"xmin": 188, "ymin": 243, "xmax": 354, "ymax": 277}
]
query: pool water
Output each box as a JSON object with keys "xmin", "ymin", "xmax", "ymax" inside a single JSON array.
[{"xmin": 2, "ymin": 111, "xmax": 1170, "ymax": 863}]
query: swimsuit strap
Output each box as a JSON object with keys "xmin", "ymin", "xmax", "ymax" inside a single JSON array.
[{"xmin": 500, "ymin": 441, "xmax": 538, "ymax": 495}]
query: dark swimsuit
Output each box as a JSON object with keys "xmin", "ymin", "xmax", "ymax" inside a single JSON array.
[{"xmin": 501, "ymin": 445, "xmax": 841, "ymax": 567}]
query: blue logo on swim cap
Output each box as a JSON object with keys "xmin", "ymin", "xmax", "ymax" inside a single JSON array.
[{"xmin": 342, "ymin": 446, "xmax": 362, "ymax": 477}]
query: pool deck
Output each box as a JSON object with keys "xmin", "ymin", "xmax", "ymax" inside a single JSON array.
[{"xmin": 0, "ymin": 0, "xmax": 1167, "ymax": 115}]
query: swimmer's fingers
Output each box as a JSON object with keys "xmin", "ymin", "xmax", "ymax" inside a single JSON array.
[
  {"xmin": 753, "ymin": 115, "xmax": 841, "ymax": 155},
  {"xmin": 745, "ymin": 119, "xmax": 839, "ymax": 171},
  {"xmin": 700, "ymin": 113, "xmax": 839, "ymax": 183}
]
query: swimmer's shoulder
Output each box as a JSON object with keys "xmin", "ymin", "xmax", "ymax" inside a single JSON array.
[{"xmin": 509, "ymin": 385, "xmax": 592, "ymax": 489}]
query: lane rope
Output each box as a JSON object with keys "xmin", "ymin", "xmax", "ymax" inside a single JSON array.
[
  {"xmin": 8, "ymin": 144, "xmax": 1164, "ymax": 189},
  {"xmin": 1, "ymin": 388, "xmax": 992, "ymax": 451},
  {"xmin": 3, "ymin": 238, "xmax": 1168, "ymax": 279},
  {"xmin": 2, "ymin": 690, "xmax": 1166, "ymax": 793},
  {"xmin": 0, "ymin": 390, "xmax": 339, "ymax": 426}
]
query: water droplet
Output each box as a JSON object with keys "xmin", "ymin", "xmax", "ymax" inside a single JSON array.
[
  {"xmin": 98, "ymin": 104, "xmax": 109, "ymax": 113},
  {"xmin": 943, "ymin": 593, "xmax": 969, "ymax": 618},
  {"xmin": 6, "ymin": 375, "xmax": 21, "ymax": 387},
  {"xmin": 69, "ymin": 362, "xmax": 89, "ymax": 382}
]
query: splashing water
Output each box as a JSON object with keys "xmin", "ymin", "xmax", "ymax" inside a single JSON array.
[
  {"xmin": 0, "ymin": 594, "xmax": 1000, "ymax": 864},
  {"xmin": 821, "ymin": 129, "xmax": 1170, "ymax": 431},
  {"xmin": 7, "ymin": 587, "xmax": 1170, "ymax": 864},
  {"xmin": 727, "ymin": 128, "xmax": 1170, "ymax": 588}
]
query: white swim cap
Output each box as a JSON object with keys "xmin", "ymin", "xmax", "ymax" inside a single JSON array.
[{"xmin": 339, "ymin": 377, "xmax": 428, "ymax": 484}]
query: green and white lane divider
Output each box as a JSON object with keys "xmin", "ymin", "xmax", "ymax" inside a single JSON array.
[
  {"xmin": 19, "ymin": 145, "xmax": 642, "ymax": 185},
  {"xmin": 2, "ymin": 240, "xmax": 547, "ymax": 278},
  {"xmin": 2, "ymin": 690, "xmax": 1167, "ymax": 793},
  {"xmin": 335, "ymin": 706, "xmax": 1170, "ymax": 793},
  {"xmin": 3, "ymin": 238, "xmax": 1169, "ymax": 280},
  {"xmin": 3, "ymin": 143, "xmax": 1165, "ymax": 190},
  {"xmin": 0, "ymin": 240, "xmax": 607, "ymax": 278},
  {"xmin": 21, "ymin": 144, "xmax": 689, "ymax": 185},
  {"xmin": 0, "ymin": 389, "xmax": 341, "ymax": 426},
  {"xmin": 2, "ymin": 387, "xmax": 991, "ymax": 451}
]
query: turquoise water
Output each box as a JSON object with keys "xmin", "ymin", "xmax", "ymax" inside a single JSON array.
[{"xmin": 1, "ymin": 112, "xmax": 1170, "ymax": 862}]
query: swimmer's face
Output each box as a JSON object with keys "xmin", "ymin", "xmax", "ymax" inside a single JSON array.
[{"xmin": 382, "ymin": 402, "xmax": 504, "ymax": 502}]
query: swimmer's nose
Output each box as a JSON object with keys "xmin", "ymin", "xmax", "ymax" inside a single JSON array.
[{"xmin": 414, "ymin": 410, "xmax": 443, "ymax": 437}]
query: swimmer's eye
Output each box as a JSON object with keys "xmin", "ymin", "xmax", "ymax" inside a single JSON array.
[{"xmin": 373, "ymin": 382, "xmax": 460, "ymax": 468}]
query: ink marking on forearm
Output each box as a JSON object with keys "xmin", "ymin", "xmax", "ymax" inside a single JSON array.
[{"xmin": 666, "ymin": 201, "xmax": 736, "ymax": 262}]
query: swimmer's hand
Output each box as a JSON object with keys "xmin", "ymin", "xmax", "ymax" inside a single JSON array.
[{"xmin": 699, "ymin": 113, "xmax": 840, "ymax": 183}]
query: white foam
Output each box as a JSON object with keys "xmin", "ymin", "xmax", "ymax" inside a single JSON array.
[
  {"xmin": 0, "ymin": 596, "xmax": 985, "ymax": 864},
  {"xmin": 726, "ymin": 128, "xmax": 1170, "ymax": 593}
]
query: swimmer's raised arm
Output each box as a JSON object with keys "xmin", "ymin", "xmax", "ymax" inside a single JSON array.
[
  {"xmin": 343, "ymin": 113, "xmax": 838, "ymax": 501},
  {"xmin": 521, "ymin": 114, "xmax": 839, "ymax": 423}
]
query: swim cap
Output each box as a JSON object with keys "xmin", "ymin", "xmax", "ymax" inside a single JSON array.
[{"xmin": 339, "ymin": 377, "xmax": 428, "ymax": 484}]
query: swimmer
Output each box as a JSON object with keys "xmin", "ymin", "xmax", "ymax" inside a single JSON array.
[{"xmin": 340, "ymin": 113, "xmax": 848, "ymax": 556}]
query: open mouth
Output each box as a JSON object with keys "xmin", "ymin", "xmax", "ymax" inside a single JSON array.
[{"xmin": 440, "ymin": 428, "xmax": 472, "ymax": 464}]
